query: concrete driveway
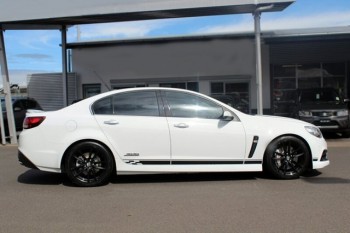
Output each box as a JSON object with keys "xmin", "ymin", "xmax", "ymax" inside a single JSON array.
[{"xmin": 0, "ymin": 139, "xmax": 349, "ymax": 233}]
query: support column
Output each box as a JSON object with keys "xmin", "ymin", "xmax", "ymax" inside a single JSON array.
[
  {"xmin": 61, "ymin": 25, "xmax": 68, "ymax": 106},
  {"xmin": 253, "ymin": 4, "xmax": 273, "ymax": 115},
  {"xmin": 0, "ymin": 93, "xmax": 5, "ymax": 145},
  {"xmin": 0, "ymin": 30, "xmax": 17, "ymax": 144},
  {"xmin": 254, "ymin": 11, "xmax": 263, "ymax": 115}
]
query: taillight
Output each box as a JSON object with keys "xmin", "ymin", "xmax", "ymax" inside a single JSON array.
[{"xmin": 23, "ymin": 116, "xmax": 46, "ymax": 129}]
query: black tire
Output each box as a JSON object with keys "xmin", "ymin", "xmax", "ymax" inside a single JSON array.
[
  {"xmin": 264, "ymin": 136, "xmax": 310, "ymax": 179},
  {"xmin": 65, "ymin": 141, "xmax": 114, "ymax": 187}
]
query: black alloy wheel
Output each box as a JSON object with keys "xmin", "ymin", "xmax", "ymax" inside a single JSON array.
[
  {"xmin": 65, "ymin": 141, "xmax": 114, "ymax": 187},
  {"xmin": 264, "ymin": 136, "xmax": 310, "ymax": 179}
]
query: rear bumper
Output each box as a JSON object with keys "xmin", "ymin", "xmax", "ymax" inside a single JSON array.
[{"xmin": 18, "ymin": 150, "xmax": 38, "ymax": 170}]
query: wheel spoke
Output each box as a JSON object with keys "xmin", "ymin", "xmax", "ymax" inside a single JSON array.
[
  {"xmin": 278, "ymin": 162, "xmax": 286, "ymax": 173},
  {"xmin": 74, "ymin": 156, "xmax": 84, "ymax": 163},
  {"xmin": 287, "ymin": 161, "xmax": 299, "ymax": 173},
  {"xmin": 89, "ymin": 148, "xmax": 95, "ymax": 158},
  {"xmin": 72, "ymin": 166, "xmax": 85, "ymax": 177},
  {"xmin": 288, "ymin": 141, "xmax": 291, "ymax": 155},
  {"xmin": 274, "ymin": 152, "xmax": 284, "ymax": 157},
  {"xmin": 293, "ymin": 153, "xmax": 304, "ymax": 158}
]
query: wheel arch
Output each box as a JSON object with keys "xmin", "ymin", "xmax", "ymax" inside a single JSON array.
[
  {"xmin": 60, "ymin": 139, "xmax": 116, "ymax": 173},
  {"xmin": 263, "ymin": 134, "xmax": 313, "ymax": 170}
]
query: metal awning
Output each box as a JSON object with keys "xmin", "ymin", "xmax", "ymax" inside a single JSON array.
[{"xmin": 1, "ymin": 0, "xmax": 293, "ymax": 29}]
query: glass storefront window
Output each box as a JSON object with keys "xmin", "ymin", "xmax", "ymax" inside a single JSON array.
[
  {"xmin": 160, "ymin": 82, "xmax": 198, "ymax": 92},
  {"xmin": 298, "ymin": 77, "xmax": 321, "ymax": 89},
  {"xmin": 272, "ymin": 62, "xmax": 347, "ymax": 116},
  {"xmin": 210, "ymin": 81, "xmax": 250, "ymax": 114},
  {"xmin": 273, "ymin": 78, "xmax": 296, "ymax": 89},
  {"xmin": 83, "ymin": 84, "xmax": 101, "ymax": 98},
  {"xmin": 274, "ymin": 65, "xmax": 296, "ymax": 77},
  {"xmin": 210, "ymin": 82, "xmax": 224, "ymax": 94}
]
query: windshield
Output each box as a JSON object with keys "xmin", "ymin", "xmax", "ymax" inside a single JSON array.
[{"xmin": 299, "ymin": 89, "xmax": 341, "ymax": 103}]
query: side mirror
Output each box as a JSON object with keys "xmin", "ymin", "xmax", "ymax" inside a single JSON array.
[{"xmin": 222, "ymin": 111, "xmax": 234, "ymax": 121}]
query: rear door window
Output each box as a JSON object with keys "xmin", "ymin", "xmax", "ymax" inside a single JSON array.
[{"xmin": 93, "ymin": 91, "xmax": 160, "ymax": 117}]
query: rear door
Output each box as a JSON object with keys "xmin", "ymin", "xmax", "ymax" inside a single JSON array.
[{"xmin": 93, "ymin": 90, "xmax": 171, "ymax": 162}]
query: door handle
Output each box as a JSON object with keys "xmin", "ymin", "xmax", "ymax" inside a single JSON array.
[
  {"xmin": 174, "ymin": 123, "xmax": 189, "ymax": 128},
  {"xmin": 103, "ymin": 120, "xmax": 119, "ymax": 125}
]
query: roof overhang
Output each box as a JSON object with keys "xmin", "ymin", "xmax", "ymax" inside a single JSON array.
[
  {"xmin": 0, "ymin": 0, "xmax": 294, "ymax": 30},
  {"xmin": 263, "ymin": 26, "xmax": 350, "ymax": 43}
]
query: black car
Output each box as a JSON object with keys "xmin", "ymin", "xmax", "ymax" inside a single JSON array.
[
  {"xmin": 293, "ymin": 88, "xmax": 350, "ymax": 137},
  {"xmin": 1, "ymin": 97, "xmax": 42, "ymax": 134}
]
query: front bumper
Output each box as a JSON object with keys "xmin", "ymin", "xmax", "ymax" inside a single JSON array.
[{"xmin": 312, "ymin": 150, "xmax": 330, "ymax": 169}]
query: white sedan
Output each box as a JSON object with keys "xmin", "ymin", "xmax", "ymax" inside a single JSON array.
[{"xmin": 18, "ymin": 88, "xmax": 329, "ymax": 187}]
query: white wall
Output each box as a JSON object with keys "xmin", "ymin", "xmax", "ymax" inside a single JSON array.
[{"xmin": 72, "ymin": 37, "xmax": 271, "ymax": 110}]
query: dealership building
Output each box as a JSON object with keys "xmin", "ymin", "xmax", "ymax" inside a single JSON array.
[{"xmin": 56, "ymin": 26, "xmax": 350, "ymax": 116}]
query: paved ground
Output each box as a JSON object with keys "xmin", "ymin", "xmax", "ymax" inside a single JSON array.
[{"xmin": 0, "ymin": 139, "xmax": 349, "ymax": 233}]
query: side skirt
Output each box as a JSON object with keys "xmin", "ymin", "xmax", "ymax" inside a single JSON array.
[{"xmin": 118, "ymin": 161, "xmax": 263, "ymax": 174}]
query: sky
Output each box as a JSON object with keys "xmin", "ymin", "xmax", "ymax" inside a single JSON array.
[{"xmin": 1, "ymin": 0, "xmax": 350, "ymax": 86}]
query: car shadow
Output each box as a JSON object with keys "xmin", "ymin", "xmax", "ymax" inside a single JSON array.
[
  {"xmin": 300, "ymin": 169, "xmax": 350, "ymax": 184},
  {"xmin": 111, "ymin": 172, "xmax": 262, "ymax": 184},
  {"xmin": 17, "ymin": 169, "xmax": 72, "ymax": 186},
  {"xmin": 19, "ymin": 169, "xmax": 348, "ymax": 186},
  {"xmin": 18, "ymin": 169, "xmax": 262, "ymax": 186},
  {"xmin": 302, "ymin": 177, "xmax": 350, "ymax": 184}
]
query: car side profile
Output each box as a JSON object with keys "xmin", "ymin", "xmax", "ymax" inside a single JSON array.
[{"xmin": 18, "ymin": 88, "xmax": 329, "ymax": 187}]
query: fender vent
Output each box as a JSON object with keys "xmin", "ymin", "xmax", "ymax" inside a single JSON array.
[{"xmin": 248, "ymin": 136, "xmax": 259, "ymax": 158}]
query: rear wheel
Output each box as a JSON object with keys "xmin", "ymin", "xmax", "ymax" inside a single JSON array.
[
  {"xmin": 65, "ymin": 141, "xmax": 114, "ymax": 187},
  {"xmin": 264, "ymin": 136, "xmax": 310, "ymax": 179}
]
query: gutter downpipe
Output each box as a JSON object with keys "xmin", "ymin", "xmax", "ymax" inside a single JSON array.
[
  {"xmin": 253, "ymin": 4, "xmax": 274, "ymax": 115},
  {"xmin": 0, "ymin": 29, "xmax": 17, "ymax": 144}
]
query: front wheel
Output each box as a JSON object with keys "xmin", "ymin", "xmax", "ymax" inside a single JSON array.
[
  {"xmin": 264, "ymin": 136, "xmax": 310, "ymax": 179},
  {"xmin": 65, "ymin": 141, "xmax": 114, "ymax": 187}
]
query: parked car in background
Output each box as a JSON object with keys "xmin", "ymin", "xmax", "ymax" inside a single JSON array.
[
  {"xmin": 1, "ymin": 97, "xmax": 42, "ymax": 135},
  {"xmin": 293, "ymin": 88, "xmax": 350, "ymax": 137},
  {"xmin": 18, "ymin": 88, "xmax": 329, "ymax": 187}
]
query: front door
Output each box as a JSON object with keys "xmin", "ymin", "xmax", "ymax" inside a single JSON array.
[{"xmin": 163, "ymin": 91, "xmax": 246, "ymax": 162}]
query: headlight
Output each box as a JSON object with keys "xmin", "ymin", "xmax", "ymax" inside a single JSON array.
[
  {"xmin": 305, "ymin": 126, "xmax": 323, "ymax": 138},
  {"xmin": 337, "ymin": 110, "xmax": 348, "ymax": 117},
  {"xmin": 299, "ymin": 111, "xmax": 312, "ymax": 117}
]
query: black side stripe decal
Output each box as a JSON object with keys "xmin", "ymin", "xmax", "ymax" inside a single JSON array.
[
  {"xmin": 172, "ymin": 161, "xmax": 243, "ymax": 165},
  {"xmin": 124, "ymin": 160, "xmax": 262, "ymax": 165},
  {"xmin": 248, "ymin": 136, "xmax": 259, "ymax": 158}
]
